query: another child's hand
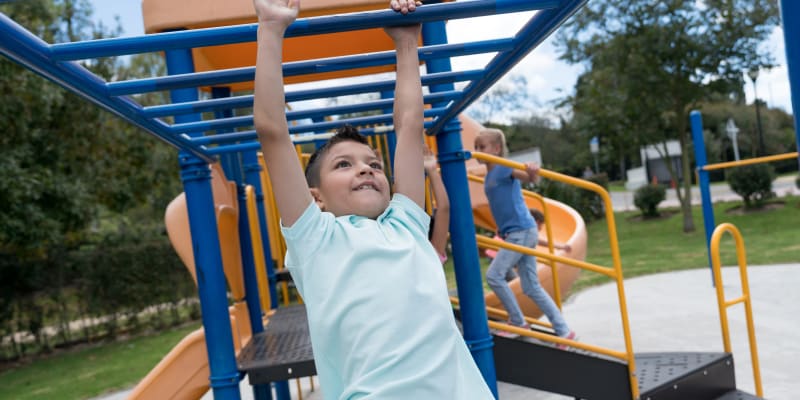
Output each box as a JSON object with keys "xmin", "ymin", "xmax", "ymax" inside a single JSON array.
[
  {"xmin": 524, "ymin": 162, "xmax": 540, "ymax": 182},
  {"xmin": 423, "ymin": 146, "xmax": 438, "ymax": 173},
  {"xmin": 253, "ymin": 0, "xmax": 299, "ymax": 30},
  {"xmin": 390, "ymin": 0, "xmax": 422, "ymax": 15}
]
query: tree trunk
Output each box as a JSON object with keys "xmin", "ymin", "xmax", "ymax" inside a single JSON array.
[{"xmin": 678, "ymin": 127, "xmax": 695, "ymax": 232}]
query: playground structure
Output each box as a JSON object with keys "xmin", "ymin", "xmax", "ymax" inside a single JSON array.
[{"xmin": 2, "ymin": 0, "xmax": 800, "ymax": 399}]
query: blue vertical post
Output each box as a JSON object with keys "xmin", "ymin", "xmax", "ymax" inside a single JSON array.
[
  {"xmin": 165, "ymin": 48, "xmax": 241, "ymax": 400},
  {"xmin": 690, "ymin": 111, "xmax": 716, "ymax": 280},
  {"xmin": 241, "ymin": 148, "xmax": 286, "ymax": 400},
  {"xmin": 421, "ymin": 20, "xmax": 498, "ymax": 398},
  {"xmin": 210, "ymin": 87, "xmax": 274, "ymax": 400},
  {"xmin": 779, "ymin": 0, "xmax": 800, "ymax": 170},
  {"xmin": 212, "ymin": 87, "xmax": 243, "ymax": 183}
]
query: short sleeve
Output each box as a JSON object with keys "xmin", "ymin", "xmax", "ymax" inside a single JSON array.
[
  {"xmin": 280, "ymin": 201, "xmax": 331, "ymax": 266},
  {"xmin": 382, "ymin": 194, "xmax": 431, "ymax": 238}
]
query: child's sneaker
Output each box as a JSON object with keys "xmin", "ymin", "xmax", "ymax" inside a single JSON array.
[{"xmin": 556, "ymin": 331, "xmax": 578, "ymax": 350}]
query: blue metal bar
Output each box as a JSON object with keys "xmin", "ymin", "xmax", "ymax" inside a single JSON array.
[
  {"xmin": 779, "ymin": 0, "xmax": 800, "ymax": 171},
  {"xmin": 170, "ymin": 91, "xmax": 459, "ymax": 136},
  {"xmin": 142, "ymin": 72, "xmax": 471, "ymax": 119},
  {"xmin": 285, "ymin": 69, "xmax": 483, "ymax": 103},
  {"xmin": 204, "ymin": 121, "xmax": 435, "ymax": 156},
  {"xmin": 49, "ymin": 0, "xmax": 558, "ymax": 60},
  {"xmin": 143, "ymin": 95, "xmax": 255, "ymax": 118},
  {"xmin": 0, "ymin": 13, "xmax": 215, "ymax": 162},
  {"xmin": 166, "ymin": 48, "xmax": 241, "ymax": 400},
  {"xmin": 286, "ymin": 107, "xmax": 444, "ymax": 135},
  {"xmin": 428, "ymin": 0, "xmax": 588, "ymax": 135},
  {"xmin": 690, "ymin": 111, "xmax": 716, "ymax": 281},
  {"xmin": 106, "ymin": 39, "xmax": 510, "ymax": 96},
  {"xmin": 422, "ymin": 20, "xmax": 497, "ymax": 397}
]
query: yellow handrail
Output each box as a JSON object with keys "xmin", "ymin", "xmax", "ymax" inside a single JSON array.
[
  {"xmin": 709, "ymin": 223, "xmax": 763, "ymax": 397},
  {"xmin": 702, "ymin": 152, "xmax": 798, "ymax": 171},
  {"xmin": 468, "ymin": 174, "xmax": 563, "ymax": 309},
  {"xmin": 245, "ymin": 185, "xmax": 272, "ymax": 313},
  {"xmin": 470, "ymin": 151, "xmax": 637, "ymax": 399}
]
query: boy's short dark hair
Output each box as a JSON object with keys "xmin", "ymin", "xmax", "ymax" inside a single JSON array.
[
  {"xmin": 529, "ymin": 208, "xmax": 545, "ymax": 225},
  {"xmin": 304, "ymin": 125, "xmax": 371, "ymax": 188}
]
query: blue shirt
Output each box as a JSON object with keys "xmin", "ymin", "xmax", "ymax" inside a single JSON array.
[
  {"xmin": 484, "ymin": 165, "xmax": 536, "ymax": 235},
  {"xmin": 282, "ymin": 194, "xmax": 494, "ymax": 400}
]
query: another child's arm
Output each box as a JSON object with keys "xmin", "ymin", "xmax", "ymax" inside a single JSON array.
[
  {"xmin": 424, "ymin": 148, "xmax": 450, "ymax": 258},
  {"xmin": 386, "ymin": 2, "xmax": 424, "ymax": 207},
  {"xmin": 252, "ymin": 0, "xmax": 312, "ymax": 226},
  {"xmin": 511, "ymin": 162, "xmax": 540, "ymax": 184}
]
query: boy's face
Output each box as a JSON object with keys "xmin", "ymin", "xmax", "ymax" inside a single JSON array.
[
  {"xmin": 311, "ymin": 140, "xmax": 390, "ymax": 218},
  {"xmin": 474, "ymin": 136, "xmax": 500, "ymax": 163}
]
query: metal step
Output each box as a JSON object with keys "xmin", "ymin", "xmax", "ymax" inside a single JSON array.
[{"xmin": 713, "ymin": 389, "xmax": 764, "ymax": 400}]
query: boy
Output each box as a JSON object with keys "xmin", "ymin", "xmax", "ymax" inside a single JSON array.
[{"xmin": 251, "ymin": 0, "xmax": 494, "ymax": 398}]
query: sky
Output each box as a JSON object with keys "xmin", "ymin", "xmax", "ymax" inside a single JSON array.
[{"xmin": 88, "ymin": 0, "xmax": 794, "ymax": 117}]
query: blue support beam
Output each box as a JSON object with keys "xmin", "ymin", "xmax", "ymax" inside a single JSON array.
[
  {"xmin": 690, "ymin": 111, "xmax": 716, "ymax": 282},
  {"xmin": 165, "ymin": 48, "xmax": 241, "ymax": 400},
  {"xmin": 422, "ymin": 20, "xmax": 498, "ymax": 398},
  {"xmin": 779, "ymin": 0, "xmax": 800, "ymax": 170}
]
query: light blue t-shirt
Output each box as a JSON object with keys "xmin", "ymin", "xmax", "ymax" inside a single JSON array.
[
  {"xmin": 484, "ymin": 165, "xmax": 536, "ymax": 235},
  {"xmin": 281, "ymin": 194, "xmax": 494, "ymax": 400}
]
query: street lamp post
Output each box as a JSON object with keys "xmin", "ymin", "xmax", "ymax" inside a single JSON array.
[
  {"xmin": 747, "ymin": 68, "xmax": 766, "ymax": 156},
  {"xmin": 725, "ymin": 118, "xmax": 740, "ymax": 161},
  {"xmin": 589, "ymin": 136, "xmax": 599, "ymax": 174}
]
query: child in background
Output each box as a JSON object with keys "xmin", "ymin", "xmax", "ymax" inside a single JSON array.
[
  {"xmin": 474, "ymin": 128, "xmax": 576, "ymax": 343},
  {"xmin": 251, "ymin": 0, "xmax": 494, "ymax": 398},
  {"xmin": 424, "ymin": 146, "xmax": 450, "ymax": 264}
]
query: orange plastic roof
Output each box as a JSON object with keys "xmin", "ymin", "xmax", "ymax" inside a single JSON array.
[{"xmin": 142, "ymin": 0, "xmax": 424, "ymax": 89}]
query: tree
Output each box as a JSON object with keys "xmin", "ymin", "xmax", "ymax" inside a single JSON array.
[{"xmin": 557, "ymin": 0, "xmax": 780, "ymax": 232}]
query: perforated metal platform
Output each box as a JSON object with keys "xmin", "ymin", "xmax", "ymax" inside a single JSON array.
[
  {"xmin": 237, "ymin": 304, "xmax": 317, "ymax": 384},
  {"xmin": 636, "ymin": 352, "xmax": 744, "ymax": 400}
]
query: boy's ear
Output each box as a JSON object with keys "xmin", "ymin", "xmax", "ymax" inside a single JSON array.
[{"xmin": 309, "ymin": 188, "xmax": 325, "ymax": 210}]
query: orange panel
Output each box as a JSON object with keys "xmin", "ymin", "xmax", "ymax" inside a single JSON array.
[{"xmin": 142, "ymin": 0, "xmax": 432, "ymax": 89}]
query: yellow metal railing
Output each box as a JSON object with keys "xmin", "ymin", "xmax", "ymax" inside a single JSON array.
[
  {"xmin": 245, "ymin": 185, "xmax": 272, "ymax": 312},
  {"xmin": 702, "ymin": 152, "xmax": 798, "ymax": 171},
  {"xmin": 709, "ymin": 223, "xmax": 763, "ymax": 397},
  {"xmin": 470, "ymin": 151, "xmax": 638, "ymax": 399},
  {"xmin": 468, "ymin": 174, "xmax": 563, "ymax": 309}
]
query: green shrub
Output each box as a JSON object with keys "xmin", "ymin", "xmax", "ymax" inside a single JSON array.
[
  {"xmin": 795, "ymin": 174, "xmax": 800, "ymax": 190},
  {"xmin": 534, "ymin": 173, "xmax": 609, "ymax": 222},
  {"xmin": 634, "ymin": 184, "xmax": 666, "ymax": 218},
  {"xmin": 726, "ymin": 164, "xmax": 775, "ymax": 209}
]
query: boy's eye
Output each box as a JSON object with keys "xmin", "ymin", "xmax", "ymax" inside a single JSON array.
[
  {"xmin": 370, "ymin": 162, "xmax": 383, "ymax": 170},
  {"xmin": 335, "ymin": 160, "xmax": 350, "ymax": 168}
]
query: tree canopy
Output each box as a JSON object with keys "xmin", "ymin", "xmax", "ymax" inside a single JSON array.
[{"xmin": 556, "ymin": 0, "xmax": 781, "ymax": 231}]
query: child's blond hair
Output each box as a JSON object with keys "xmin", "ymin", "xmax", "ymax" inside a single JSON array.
[{"xmin": 477, "ymin": 128, "xmax": 509, "ymax": 157}]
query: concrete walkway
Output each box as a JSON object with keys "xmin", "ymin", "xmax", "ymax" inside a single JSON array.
[
  {"xmin": 99, "ymin": 264, "xmax": 799, "ymax": 400},
  {"xmin": 609, "ymin": 174, "xmax": 798, "ymax": 211}
]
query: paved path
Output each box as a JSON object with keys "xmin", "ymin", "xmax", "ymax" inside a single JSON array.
[
  {"xmin": 99, "ymin": 264, "xmax": 800, "ymax": 400},
  {"xmin": 609, "ymin": 175, "xmax": 798, "ymax": 211}
]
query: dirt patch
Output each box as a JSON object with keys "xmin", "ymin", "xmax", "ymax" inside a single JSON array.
[
  {"xmin": 627, "ymin": 209, "xmax": 679, "ymax": 222},
  {"xmin": 725, "ymin": 201, "xmax": 786, "ymax": 215}
]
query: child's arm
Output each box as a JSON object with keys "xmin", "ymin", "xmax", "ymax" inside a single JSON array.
[
  {"xmin": 386, "ymin": 2, "xmax": 424, "ymax": 207},
  {"xmin": 511, "ymin": 162, "xmax": 540, "ymax": 184},
  {"xmin": 252, "ymin": 0, "xmax": 311, "ymax": 227},
  {"xmin": 425, "ymin": 148, "xmax": 450, "ymax": 258}
]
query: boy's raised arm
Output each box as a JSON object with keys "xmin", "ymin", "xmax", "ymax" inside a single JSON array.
[
  {"xmin": 252, "ymin": 0, "xmax": 312, "ymax": 226},
  {"xmin": 385, "ymin": 15, "xmax": 425, "ymax": 207}
]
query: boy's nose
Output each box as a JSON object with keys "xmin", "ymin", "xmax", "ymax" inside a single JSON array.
[{"xmin": 359, "ymin": 163, "xmax": 374, "ymax": 175}]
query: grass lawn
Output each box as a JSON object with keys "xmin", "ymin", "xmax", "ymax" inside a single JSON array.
[
  {"xmin": 0, "ymin": 323, "xmax": 200, "ymax": 400},
  {"xmin": 3, "ymin": 197, "xmax": 797, "ymax": 399}
]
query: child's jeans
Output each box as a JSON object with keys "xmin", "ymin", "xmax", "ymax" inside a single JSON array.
[{"xmin": 486, "ymin": 226, "xmax": 570, "ymax": 336}]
